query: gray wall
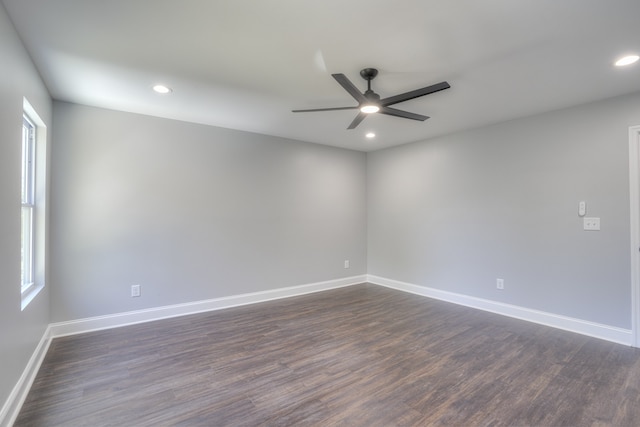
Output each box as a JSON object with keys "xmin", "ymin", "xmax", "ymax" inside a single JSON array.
[
  {"xmin": 3, "ymin": 1, "xmax": 639, "ymax": 410},
  {"xmin": 50, "ymin": 102, "xmax": 367, "ymax": 322},
  {"xmin": 0, "ymin": 2, "xmax": 51, "ymax": 415},
  {"xmin": 368, "ymin": 92, "xmax": 640, "ymax": 329}
]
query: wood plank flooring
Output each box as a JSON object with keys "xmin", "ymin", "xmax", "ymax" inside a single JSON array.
[{"xmin": 15, "ymin": 283, "xmax": 640, "ymax": 426}]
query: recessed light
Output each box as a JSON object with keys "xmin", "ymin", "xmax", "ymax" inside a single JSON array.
[
  {"xmin": 366, "ymin": 132, "xmax": 376, "ymax": 138},
  {"xmin": 152, "ymin": 84, "xmax": 172, "ymax": 94},
  {"xmin": 615, "ymin": 55, "xmax": 639, "ymax": 67}
]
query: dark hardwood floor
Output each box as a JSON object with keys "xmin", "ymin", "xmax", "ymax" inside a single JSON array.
[{"xmin": 15, "ymin": 283, "xmax": 640, "ymax": 426}]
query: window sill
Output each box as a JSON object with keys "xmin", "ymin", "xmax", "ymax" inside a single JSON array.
[{"xmin": 21, "ymin": 282, "xmax": 44, "ymax": 311}]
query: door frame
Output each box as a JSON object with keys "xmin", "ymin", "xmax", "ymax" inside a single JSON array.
[{"xmin": 629, "ymin": 125, "xmax": 640, "ymax": 347}]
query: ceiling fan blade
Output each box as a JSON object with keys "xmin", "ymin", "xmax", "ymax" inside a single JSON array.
[
  {"xmin": 347, "ymin": 112, "xmax": 367, "ymax": 129},
  {"xmin": 379, "ymin": 106, "xmax": 429, "ymax": 121},
  {"xmin": 292, "ymin": 106, "xmax": 358, "ymax": 113},
  {"xmin": 332, "ymin": 73, "xmax": 367, "ymax": 103},
  {"xmin": 381, "ymin": 81, "xmax": 450, "ymax": 106}
]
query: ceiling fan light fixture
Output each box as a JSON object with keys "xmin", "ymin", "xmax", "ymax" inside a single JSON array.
[{"xmin": 360, "ymin": 104, "xmax": 380, "ymax": 114}]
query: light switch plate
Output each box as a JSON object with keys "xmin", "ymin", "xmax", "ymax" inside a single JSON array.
[
  {"xmin": 578, "ymin": 201, "xmax": 586, "ymax": 217},
  {"xmin": 583, "ymin": 217, "xmax": 600, "ymax": 231}
]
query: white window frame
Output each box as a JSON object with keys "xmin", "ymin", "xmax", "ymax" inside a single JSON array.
[
  {"xmin": 21, "ymin": 114, "xmax": 36, "ymax": 295},
  {"xmin": 21, "ymin": 98, "xmax": 47, "ymax": 310}
]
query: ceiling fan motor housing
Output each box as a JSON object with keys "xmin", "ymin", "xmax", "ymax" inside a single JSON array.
[{"xmin": 364, "ymin": 90, "xmax": 380, "ymax": 103}]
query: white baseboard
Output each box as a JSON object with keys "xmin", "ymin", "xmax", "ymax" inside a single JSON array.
[
  {"xmin": 0, "ymin": 326, "xmax": 52, "ymax": 427},
  {"xmin": 367, "ymin": 274, "xmax": 633, "ymax": 346},
  {"xmin": 4, "ymin": 273, "xmax": 632, "ymax": 426},
  {"xmin": 49, "ymin": 275, "xmax": 367, "ymax": 338}
]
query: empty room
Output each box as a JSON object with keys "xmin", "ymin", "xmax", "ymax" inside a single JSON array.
[{"xmin": 2, "ymin": 1, "xmax": 640, "ymax": 425}]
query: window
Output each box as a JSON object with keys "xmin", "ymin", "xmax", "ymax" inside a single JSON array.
[
  {"xmin": 21, "ymin": 114, "xmax": 36, "ymax": 295},
  {"xmin": 21, "ymin": 98, "xmax": 46, "ymax": 310}
]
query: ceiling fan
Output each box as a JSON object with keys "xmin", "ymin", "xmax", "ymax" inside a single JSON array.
[{"xmin": 292, "ymin": 68, "xmax": 450, "ymax": 129}]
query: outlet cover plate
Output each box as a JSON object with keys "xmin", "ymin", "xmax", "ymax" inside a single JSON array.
[
  {"xmin": 131, "ymin": 284, "xmax": 141, "ymax": 297},
  {"xmin": 583, "ymin": 217, "xmax": 600, "ymax": 231}
]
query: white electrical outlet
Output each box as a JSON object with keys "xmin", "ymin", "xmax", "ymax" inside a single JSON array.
[
  {"xmin": 131, "ymin": 284, "xmax": 141, "ymax": 297},
  {"xmin": 344, "ymin": 260, "xmax": 350, "ymax": 269},
  {"xmin": 496, "ymin": 278, "xmax": 504, "ymax": 290},
  {"xmin": 583, "ymin": 217, "xmax": 600, "ymax": 231}
]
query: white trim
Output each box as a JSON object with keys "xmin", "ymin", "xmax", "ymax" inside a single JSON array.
[
  {"xmin": 49, "ymin": 275, "xmax": 367, "ymax": 338},
  {"xmin": 0, "ymin": 326, "xmax": 52, "ymax": 427},
  {"xmin": 368, "ymin": 275, "xmax": 633, "ymax": 346},
  {"xmin": 630, "ymin": 125, "xmax": 640, "ymax": 347}
]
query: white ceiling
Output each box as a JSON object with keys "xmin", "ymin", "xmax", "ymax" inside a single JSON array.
[{"xmin": 3, "ymin": 0, "xmax": 640, "ymax": 151}]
